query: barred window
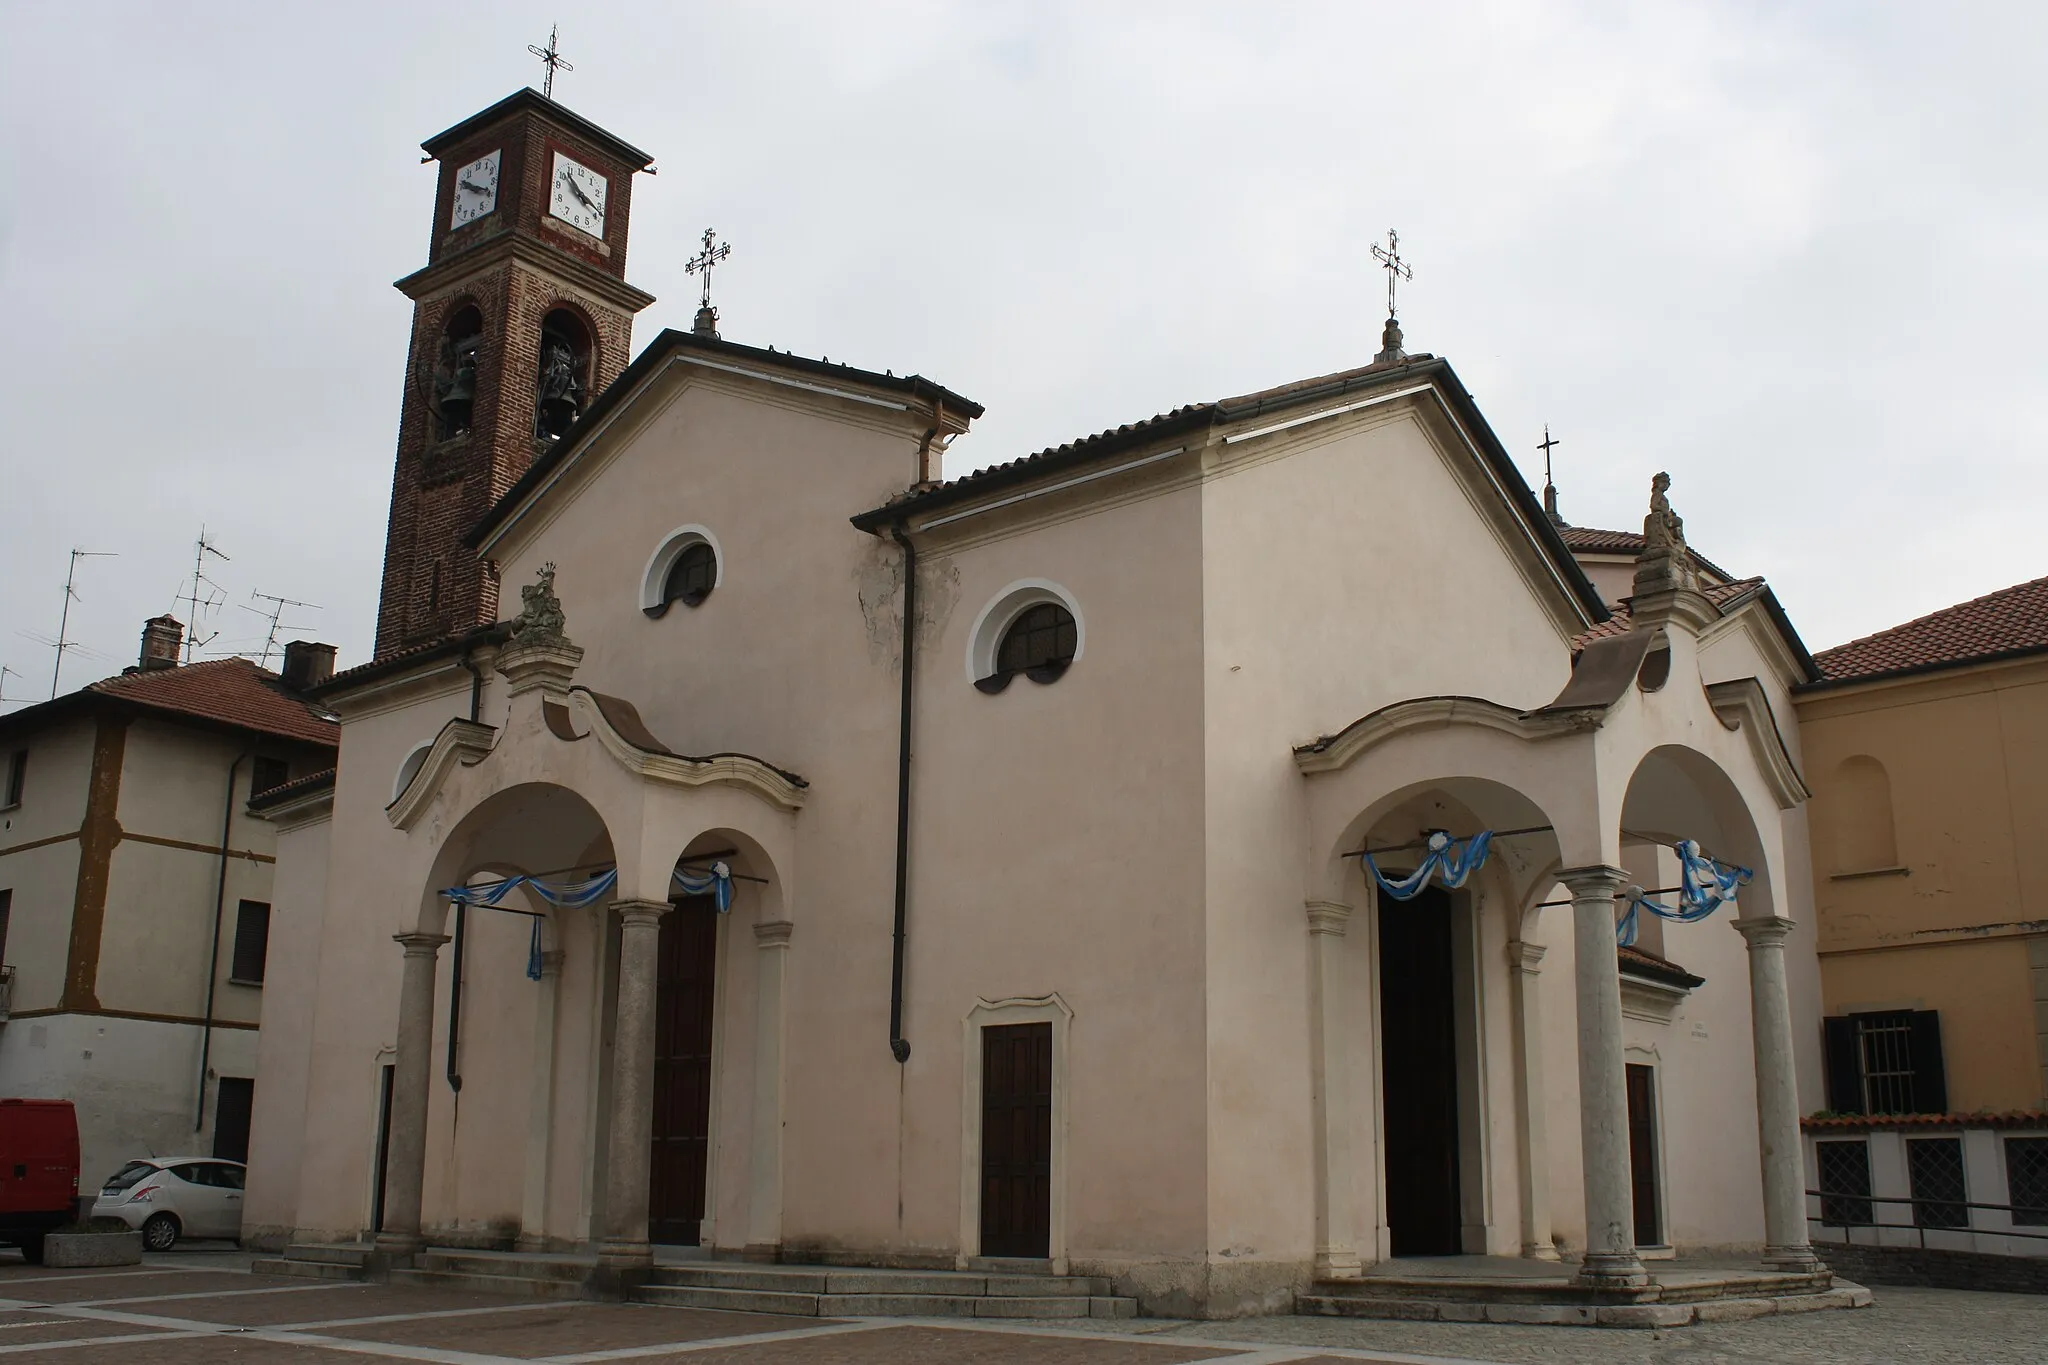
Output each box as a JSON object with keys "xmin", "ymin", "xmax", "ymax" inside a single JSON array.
[
  {"xmin": 2007, "ymin": 1137, "xmax": 2048, "ymax": 1227},
  {"xmin": 230, "ymin": 900, "xmax": 271, "ymax": 985},
  {"xmin": 661, "ymin": 542, "xmax": 718, "ymax": 609},
  {"xmin": 1823, "ymin": 1010, "xmax": 1947, "ymax": 1115},
  {"xmin": 996, "ymin": 603, "xmax": 1077, "ymax": 680},
  {"xmin": 1817, "ymin": 1139, "xmax": 1873, "ymax": 1228},
  {"xmin": 1906, "ymin": 1136, "xmax": 1967, "ymax": 1229}
]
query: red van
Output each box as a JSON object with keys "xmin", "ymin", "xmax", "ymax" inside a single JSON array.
[{"xmin": 0, "ymin": 1099, "xmax": 81, "ymax": 1263}]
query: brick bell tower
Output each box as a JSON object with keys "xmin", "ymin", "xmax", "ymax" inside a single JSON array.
[{"xmin": 373, "ymin": 90, "xmax": 655, "ymax": 658}]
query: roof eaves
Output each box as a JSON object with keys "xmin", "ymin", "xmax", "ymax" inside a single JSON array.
[
  {"xmin": 315, "ymin": 623, "xmax": 513, "ymax": 700},
  {"xmin": 421, "ymin": 88, "xmax": 654, "ymax": 168},
  {"xmin": 1798, "ymin": 639, "xmax": 2048, "ymax": 693}
]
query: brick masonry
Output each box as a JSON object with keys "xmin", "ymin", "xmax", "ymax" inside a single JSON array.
[
  {"xmin": 373, "ymin": 98, "xmax": 651, "ymax": 660},
  {"xmin": 1818, "ymin": 1240, "xmax": 2048, "ymax": 1295}
]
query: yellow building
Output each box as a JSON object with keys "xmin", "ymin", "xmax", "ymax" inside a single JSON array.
[{"xmin": 1797, "ymin": 575, "xmax": 2048, "ymax": 1116}]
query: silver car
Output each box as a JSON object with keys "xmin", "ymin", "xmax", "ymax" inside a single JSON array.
[{"xmin": 92, "ymin": 1158, "xmax": 246, "ymax": 1250}]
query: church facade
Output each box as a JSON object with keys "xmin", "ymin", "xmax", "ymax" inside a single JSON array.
[{"xmin": 244, "ymin": 91, "xmax": 1828, "ymax": 1317}]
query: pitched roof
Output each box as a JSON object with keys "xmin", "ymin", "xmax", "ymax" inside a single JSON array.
[
  {"xmin": 1558, "ymin": 525, "xmax": 1736, "ymax": 583},
  {"xmin": 1572, "ymin": 577, "xmax": 1768, "ymax": 647},
  {"xmin": 88, "ymin": 659, "xmax": 340, "ymax": 747},
  {"xmin": 1810, "ymin": 574, "xmax": 2048, "ymax": 684},
  {"xmin": 248, "ymin": 766, "xmax": 337, "ymax": 812},
  {"xmin": 421, "ymin": 88, "xmax": 654, "ymax": 168}
]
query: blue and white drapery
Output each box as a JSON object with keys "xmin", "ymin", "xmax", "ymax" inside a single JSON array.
[
  {"xmin": 442, "ymin": 861, "xmax": 736, "ymax": 980},
  {"xmin": 1363, "ymin": 830, "xmax": 1494, "ymax": 901},
  {"xmin": 1616, "ymin": 839, "xmax": 1751, "ymax": 946}
]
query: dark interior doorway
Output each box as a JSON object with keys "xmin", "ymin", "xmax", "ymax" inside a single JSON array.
[
  {"xmin": 370, "ymin": 1064, "xmax": 394, "ymax": 1234},
  {"xmin": 212, "ymin": 1077, "xmax": 254, "ymax": 1164},
  {"xmin": 1378, "ymin": 884, "xmax": 1463, "ymax": 1255},
  {"xmin": 649, "ymin": 896, "xmax": 720, "ymax": 1245},
  {"xmin": 980, "ymin": 1022, "xmax": 1052, "ymax": 1259},
  {"xmin": 1627, "ymin": 1063, "xmax": 1661, "ymax": 1246}
]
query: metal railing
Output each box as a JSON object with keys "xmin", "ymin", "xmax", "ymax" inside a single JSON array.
[{"xmin": 1808, "ymin": 1187, "xmax": 2048, "ymax": 1249}]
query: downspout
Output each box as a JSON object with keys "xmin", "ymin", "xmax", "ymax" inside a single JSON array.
[
  {"xmin": 887, "ymin": 409, "xmax": 941, "ymax": 1064},
  {"xmin": 196, "ymin": 751, "xmax": 251, "ymax": 1131},
  {"xmin": 446, "ymin": 644, "xmax": 484, "ymax": 1093}
]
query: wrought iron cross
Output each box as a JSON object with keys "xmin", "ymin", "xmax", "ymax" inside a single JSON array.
[
  {"xmin": 528, "ymin": 24, "xmax": 573, "ymax": 100},
  {"xmin": 685, "ymin": 228, "xmax": 732, "ymax": 311},
  {"xmin": 1371, "ymin": 228, "xmax": 1413, "ymax": 319},
  {"xmin": 1538, "ymin": 424, "xmax": 1561, "ymax": 486}
]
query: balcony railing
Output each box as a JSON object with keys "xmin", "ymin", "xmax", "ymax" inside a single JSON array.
[{"xmin": 1809, "ymin": 1188, "xmax": 2048, "ymax": 1250}]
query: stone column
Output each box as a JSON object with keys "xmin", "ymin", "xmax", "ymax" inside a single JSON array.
[
  {"xmin": 1561, "ymin": 866, "xmax": 1647, "ymax": 1287},
  {"xmin": 601, "ymin": 899, "xmax": 671, "ymax": 1267},
  {"xmin": 745, "ymin": 920, "xmax": 794, "ymax": 1260},
  {"xmin": 1734, "ymin": 915, "xmax": 1821, "ymax": 1271},
  {"xmin": 1306, "ymin": 901, "xmax": 1362, "ymax": 1278},
  {"xmin": 516, "ymin": 948, "xmax": 565, "ymax": 1252},
  {"xmin": 375, "ymin": 931, "xmax": 449, "ymax": 1257},
  {"xmin": 1507, "ymin": 939, "xmax": 1559, "ymax": 1260}
]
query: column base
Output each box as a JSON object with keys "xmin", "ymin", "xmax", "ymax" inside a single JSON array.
[
  {"xmin": 1763, "ymin": 1243, "xmax": 1824, "ymax": 1273},
  {"xmin": 371, "ymin": 1231, "xmax": 422, "ymax": 1258},
  {"xmin": 1521, "ymin": 1242, "xmax": 1562, "ymax": 1262},
  {"xmin": 598, "ymin": 1238, "xmax": 653, "ymax": 1268},
  {"xmin": 1313, "ymin": 1247, "xmax": 1364, "ymax": 1280},
  {"xmin": 1574, "ymin": 1251, "xmax": 1650, "ymax": 1288}
]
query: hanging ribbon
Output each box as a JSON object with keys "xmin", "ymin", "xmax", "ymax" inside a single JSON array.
[
  {"xmin": 1617, "ymin": 839, "xmax": 1752, "ymax": 945},
  {"xmin": 441, "ymin": 860, "xmax": 737, "ymax": 982},
  {"xmin": 1364, "ymin": 829, "xmax": 1494, "ymax": 901},
  {"xmin": 672, "ymin": 860, "xmax": 736, "ymax": 913},
  {"xmin": 526, "ymin": 915, "xmax": 545, "ymax": 981}
]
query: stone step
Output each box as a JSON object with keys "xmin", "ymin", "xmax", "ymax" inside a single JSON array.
[
  {"xmin": 419, "ymin": 1251, "xmax": 592, "ymax": 1283},
  {"xmin": 633, "ymin": 1282, "xmax": 1132, "ymax": 1319},
  {"xmin": 1296, "ymin": 1285, "xmax": 1872, "ymax": 1328},
  {"xmin": 251, "ymin": 1256, "xmax": 362, "ymax": 1282},
  {"xmin": 648, "ymin": 1263, "xmax": 1113, "ymax": 1298},
  {"xmin": 388, "ymin": 1267, "xmax": 593, "ymax": 1301},
  {"xmin": 282, "ymin": 1243, "xmax": 371, "ymax": 1267}
]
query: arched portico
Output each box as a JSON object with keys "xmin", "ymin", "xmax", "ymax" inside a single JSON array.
[{"xmin": 370, "ymin": 635, "xmax": 805, "ymax": 1270}]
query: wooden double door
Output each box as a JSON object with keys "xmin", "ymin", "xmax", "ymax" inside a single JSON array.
[{"xmin": 649, "ymin": 897, "xmax": 719, "ymax": 1246}]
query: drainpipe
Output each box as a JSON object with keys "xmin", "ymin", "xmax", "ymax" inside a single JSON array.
[
  {"xmin": 196, "ymin": 751, "xmax": 251, "ymax": 1131},
  {"xmin": 888, "ymin": 524, "xmax": 916, "ymax": 1065},
  {"xmin": 446, "ymin": 644, "xmax": 484, "ymax": 1093}
]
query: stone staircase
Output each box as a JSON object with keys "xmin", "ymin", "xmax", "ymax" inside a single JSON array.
[
  {"xmin": 254, "ymin": 1243, "xmax": 1137, "ymax": 1318},
  {"xmin": 1295, "ymin": 1261, "xmax": 1868, "ymax": 1328}
]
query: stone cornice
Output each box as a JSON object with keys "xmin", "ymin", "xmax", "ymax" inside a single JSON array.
[
  {"xmin": 1705, "ymin": 677, "xmax": 1812, "ymax": 809},
  {"xmin": 256, "ymin": 784, "xmax": 334, "ymax": 832},
  {"xmin": 570, "ymin": 689, "xmax": 808, "ymax": 813},
  {"xmin": 387, "ymin": 716, "xmax": 497, "ymax": 830},
  {"xmin": 1294, "ymin": 695, "xmax": 1594, "ymax": 775},
  {"xmin": 395, "ymin": 229, "xmax": 656, "ymax": 314},
  {"xmin": 1305, "ymin": 900, "xmax": 1353, "ymax": 936},
  {"xmin": 1733, "ymin": 914, "xmax": 1798, "ymax": 949},
  {"xmin": 754, "ymin": 919, "xmax": 795, "ymax": 948}
]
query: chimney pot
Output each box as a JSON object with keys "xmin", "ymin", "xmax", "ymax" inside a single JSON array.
[
  {"xmin": 139, "ymin": 616, "xmax": 184, "ymax": 672},
  {"xmin": 281, "ymin": 641, "xmax": 337, "ymax": 691}
]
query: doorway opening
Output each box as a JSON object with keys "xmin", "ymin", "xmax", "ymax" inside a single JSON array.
[
  {"xmin": 1626, "ymin": 1063, "xmax": 1662, "ymax": 1246},
  {"xmin": 980, "ymin": 1022, "xmax": 1052, "ymax": 1259},
  {"xmin": 649, "ymin": 896, "xmax": 719, "ymax": 1245},
  {"xmin": 1379, "ymin": 885, "xmax": 1462, "ymax": 1255},
  {"xmin": 370, "ymin": 1063, "xmax": 394, "ymax": 1234}
]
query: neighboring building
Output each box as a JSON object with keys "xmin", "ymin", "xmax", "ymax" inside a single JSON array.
[
  {"xmin": 0, "ymin": 618, "xmax": 338, "ymax": 1185},
  {"xmin": 247, "ymin": 87, "xmax": 1835, "ymax": 1316},
  {"xmin": 1797, "ymin": 574, "xmax": 2048, "ymax": 1116}
]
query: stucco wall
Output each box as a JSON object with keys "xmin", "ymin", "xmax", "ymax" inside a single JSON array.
[
  {"xmin": 0, "ymin": 716, "xmax": 95, "ymax": 1016},
  {"xmin": 244, "ymin": 809, "xmax": 332, "ymax": 1247}
]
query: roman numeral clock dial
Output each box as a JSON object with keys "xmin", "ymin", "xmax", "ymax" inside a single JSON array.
[
  {"xmin": 549, "ymin": 152, "xmax": 608, "ymax": 238},
  {"xmin": 450, "ymin": 149, "xmax": 501, "ymax": 228}
]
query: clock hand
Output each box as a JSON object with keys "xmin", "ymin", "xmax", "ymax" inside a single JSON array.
[
  {"xmin": 561, "ymin": 174, "xmax": 595, "ymax": 209},
  {"xmin": 459, "ymin": 179, "xmax": 490, "ymax": 195}
]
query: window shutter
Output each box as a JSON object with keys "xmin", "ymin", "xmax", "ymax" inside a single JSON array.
[
  {"xmin": 231, "ymin": 901, "xmax": 271, "ymax": 984},
  {"xmin": 1909, "ymin": 1011, "xmax": 1948, "ymax": 1115},
  {"xmin": 1823, "ymin": 1016, "xmax": 1863, "ymax": 1114}
]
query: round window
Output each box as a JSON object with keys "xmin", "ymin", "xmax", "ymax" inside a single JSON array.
[
  {"xmin": 977, "ymin": 601, "xmax": 1078, "ymax": 692},
  {"xmin": 661, "ymin": 541, "xmax": 718, "ymax": 609}
]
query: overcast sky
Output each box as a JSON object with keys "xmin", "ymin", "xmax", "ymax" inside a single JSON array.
[{"xmin": 3, "ymin": 1, "xmax": 2043, "ymax": 704}]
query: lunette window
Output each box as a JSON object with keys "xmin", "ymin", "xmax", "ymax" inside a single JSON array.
[{"xmin": 977, "ymin": 602, "xmax": 1078, "ymax": 693}]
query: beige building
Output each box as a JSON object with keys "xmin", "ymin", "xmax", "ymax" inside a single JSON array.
[
  {"xmin": 1797, "ymin": 575, "xmax": 2048, "ymax": 1117},
  {"xmin": 0, "ymin": 619, "xmax": 338, "ymax": 1184}
]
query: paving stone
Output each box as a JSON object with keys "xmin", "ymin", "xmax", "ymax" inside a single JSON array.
[
  {"xmin": 322, "ymin": 1302, "xmax": 811, "ymax": 1357},
  {"xmin": 815, "ymin": 1292, "xmax": 981, "ymax": 1316},
  {"xmin": 973, "ymin": 1295, "xmax": 1094, "ymax": 1317}
]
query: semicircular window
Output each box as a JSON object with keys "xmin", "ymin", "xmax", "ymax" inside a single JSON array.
[
  {"xmin": 660, "ymin": 540, "xmax": 718, "ymax": 610},
  {"xmin": 979, "ymin": 602, "xmax": 1078, "ymax": 692}
]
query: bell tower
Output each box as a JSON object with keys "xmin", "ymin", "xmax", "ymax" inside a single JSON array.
[{"xmin": 373, "ymin": 90, "xmax": 655, "ymax": 659}]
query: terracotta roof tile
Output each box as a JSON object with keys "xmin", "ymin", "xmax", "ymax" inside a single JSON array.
[
  {"xmin": 1802, "ymin": 1111, "xmax": 2048, "ymax": 1132},
  {"xmin": 248, "ymin": 766, "xmax": 337, "ymax": 810},
  {"xmin": 87, "ymin": 659, "xmax": 340, "ymax": 747},
  {"xmin": 1812, "ymin": 574, "xmax": 2048, "ymax": 682},
  {"xmin": 1618, "ymin": 943, "xmax": 1705, "ymax": 989},
  {"xmin": 1559, "ymin": 525, "xmax": 1736, "ymax": 582},
  {"xmin": 1570, "ymin": 577, "xmax": 1766, "ymax": 650}
]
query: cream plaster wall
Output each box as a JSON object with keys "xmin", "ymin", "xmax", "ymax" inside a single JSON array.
[
  {"xmin": 0, "ymin": 717, "xmax": 95, "ymax": 1016},
  {"xmin": 244, "ymin": 808, "xmax": 330, "ymax": 1248}
]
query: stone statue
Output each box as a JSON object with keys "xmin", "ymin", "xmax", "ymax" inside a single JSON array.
[
  {"xmin": 1633, "ymin": 471, "xmax": 1699, "ymax": 596},
  {"xmin": 512, "ymin": 563, "xmax": 572, "ymax": 648},
  {"xmin": 533, "ymin": 337, "xmax": 584, "ymax": 441}
]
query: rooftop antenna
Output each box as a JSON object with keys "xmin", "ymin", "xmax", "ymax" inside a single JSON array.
[
  {"xmin": 179, "ymin": 528, "xmax": 230, "ymax": 664},
  {"xmin": 528, "ymin": 24, "xmax": 573, "ymax": 100},
  {"xmin": 685, "ymin": 227, "xmax": 732, "ymax": 338},
  {"xmin": 0, "ymin": 665, "xmax": 23, "ymax": 710},
  {"xmin": 1537, "ymin": 424, "xmax": 1567, "ymax": 527},
  {"xmin": 50, "ymin": 548, "xmax": 117, "ymax": 698},
  {"xmin": 1371, "ymin": 228, "xmax": 1413, "ymax": 364},
  {"xmin": 242, "ymin": 590, "xmax": 322, "ymax": 668}
]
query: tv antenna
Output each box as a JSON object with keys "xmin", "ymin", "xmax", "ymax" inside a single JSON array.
[
  {"xmin": 179, "ymin": 527, "xmax": 230, "ymax": 664},
  {"xmin": 0, "ymin": 665, "xmax": 23, "ymax": 710},
  {"xmin": 241, "ymin": 591, "xmax": 323, "ymax": 668},
  {"xmin": 49, "ymin": 548, "xmax": 117, "ymax": 698}
]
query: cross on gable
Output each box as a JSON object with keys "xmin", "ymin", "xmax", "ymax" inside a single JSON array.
[
  {"xmin": 1370, "ymin": 229, "xmax": 1413, "ymax": 320},
  {"xmin": 685, "ymin": 228, "xmax": 733, "ymax": 337}
]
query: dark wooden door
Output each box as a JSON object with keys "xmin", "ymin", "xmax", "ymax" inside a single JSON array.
[
  {"xmin": 981, "ymin": 1022, "xmax": 1052, "ymax": 1259},
  {"xmin": 1626, "ymin": 1063, "xmax": 1661, "ymax": 1246},
  {"xmin": 1378, "ymin": 886, "xmax": 1462, "ymax": 1256},
  {"xmin": 649, "ymin": 897, "xmax": 719, "ymax": 1246}
]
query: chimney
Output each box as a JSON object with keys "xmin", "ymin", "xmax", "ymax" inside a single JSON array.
[
  {"xmin": 139, "ymin": 616, "xmax": 183, "ymax": 672},
  {"xmin": 281, "ymin": 641, "xmax": 337, "ymax": 691}
]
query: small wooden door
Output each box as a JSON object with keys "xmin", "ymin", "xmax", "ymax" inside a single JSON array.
[
  {"xmin": 1626, "ymin": 1063, "xmax": 1661, "ymax": 1246},
  {"xmin": 981, "ymin": 1022, "xmax": 1052, "ymax": 1259},
  {"xmin": 648, "ymin": 897, "xmax": 720, "ymax": 1246},
  {"xmin": 1379, "ymin": 886, "xmax": 1463, "ymax": 1256}
]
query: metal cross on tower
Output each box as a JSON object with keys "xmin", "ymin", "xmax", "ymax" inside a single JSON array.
[
  {"xmin": 528, "ymin": 24, "xmax": 573, "ymax": 100},
  {"xmin": 1537, "ymin": 424, "xmax": 1567, "ymax": 526},
  {"xmin": 1370, "ymin": 228, "xmax": 1413, "ymax": 320},
  {"xmin": 685, "ymin": 228, "xmax": 732, "ymax": 337}
]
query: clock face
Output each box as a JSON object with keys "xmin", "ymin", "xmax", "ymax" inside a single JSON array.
[
  {"xmin": 548, "ymin": 152, "xmax": 608, "ymax": 238},
  {"xmin": 450, "ymin": 149, "xmax": 501, "ymax": 229}
]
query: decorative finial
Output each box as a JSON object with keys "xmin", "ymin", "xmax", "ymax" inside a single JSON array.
[
  {"xmin": 1538, "ymin": 425, "xmax": 1566, "ymax": 526},
  {"xmin": 685, "ymin": 228, "xmax": 732, "ymax": 338},
  {"xmin": 527, "ymin": 25, "xmax": 573, "ymax": 101},
  {"xmin": 1633, "ymin": 472, "xmax": 1699, "ymax": 597},
  {"xmin": 1371, "ymin": 228, "xmax": 1413, "ymax": 363},
  {"xmin": 512, "ymin": 563, "xmax": 573, "ymax": 648}
]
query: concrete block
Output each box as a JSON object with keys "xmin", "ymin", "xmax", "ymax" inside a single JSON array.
[
  {"xmin": 44, "ymin": 1232, "xmax": 143, "ymax": 1268},
  {"xmin": 1089, "ymin": 1297, "xmax": 1138, "ymax": 1319},
  {"xmin": 1435, "ymin": 1302, "xmax": 1488, "ymax": 1322},
  {"xmin": 1693, "ymin": 1297, "xmax": 1779, "ymax": 1322},
  {"xmin": 824, "ymin": 1272, "xmax": 976, "ymax": 1296},
  {"xmin": 973, "ymin": 1296, "xmax": 1092, "ymax": 1318},
  {"xmin": 1596, "ymin": 1304, "xmax": 1692, "ymax": 1328},
  {"xmin": 815, "ymin": 1293, "xmax": 979, "ymax": 1317},
  {"xmin": 1485, "ymin": 1303, "xmax": 1597, "ymax": 1325}
]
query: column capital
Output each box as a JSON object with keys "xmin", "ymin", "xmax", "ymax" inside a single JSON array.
[
  {"xmin": 1507, "ymin": 939, "xmax": 1548, "ymax": 974},
  {"xmin": 611, "ymin": 898, "xmax": 673, "ymax": 928},
  {"xmin": 393, "ymin": 931, "xmax": 451, "ymax": 957},
  {"xmin": 1557, "ymin": 864, "xmax": 1629, "ymax": 898},
  {"xmin": 1733, "ymin": 914, "xmax": 1798, "ymax": 948},
  {"xmin": 1305, "ymin": 900, "xmax": 1353, "ymax": 937},
  {"xmin": 536, "ymin": 949, "xmax": 566, "ymax": 977},
  {"xmin": 754, "ymin": 919, "xmax": 795, "ymax": 949}
]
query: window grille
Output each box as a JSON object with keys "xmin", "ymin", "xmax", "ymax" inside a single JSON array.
[
  {"xmin": 661, "ymin": 542, "xmax": 717, "ymax": 609},
  {"xmin": 1907, "ymin": 1136, "xmax": 1968, "ymax": 1229},
  {"xmin": 1817, "ymin": 1139, "xmax": 1873, "ymax": 1228},
  {"xmin": 1857, "ymin": 1012, "xmax": 1918, "ymax": 1113},
  {"xmin": 2008, "ymin": 1137, "xmax": 2048, "ymax": 1227},
  {"xmin": 997, "ymin": 603, "xmax": 1078, "ymax": 679}
]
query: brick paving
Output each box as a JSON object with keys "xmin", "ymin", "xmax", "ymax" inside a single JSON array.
[{"xmin": 0, "ymin": 1257, "xmax": 2043, "ymax": 1363}]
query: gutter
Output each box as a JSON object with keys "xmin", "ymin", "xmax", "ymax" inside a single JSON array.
[{"xmin": 196, "ymin": 751, "xmax": 251, "ymax": 1131}]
